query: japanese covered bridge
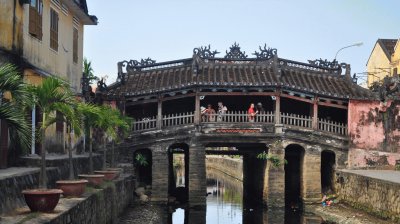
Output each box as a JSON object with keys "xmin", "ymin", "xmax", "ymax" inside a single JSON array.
[{"xmin": 103, "ymin": 43, "xmax": 374, "ymax": 208}]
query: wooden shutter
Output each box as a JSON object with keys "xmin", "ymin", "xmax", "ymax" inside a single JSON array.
[
  {"xmin": 50, "ymin": 9, "xmax": 59, "ymax": 51},
  {"xmin": 37, "ymin": 9, "xmax": 42, "ymax": 40},
  {"xmin": 29, "ymin": 6, "xmax": 37, "ymax": 36},
  {"xmin": 73, "ymin": 28, "xmax": 78, "ymax": 63}
]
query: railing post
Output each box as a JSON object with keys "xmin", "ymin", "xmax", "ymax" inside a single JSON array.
[
  {"xmin": 157, "ymin": 98, "xmax": 162, "ymax": 130},
  {"xmin": 312, "ymin": 97, "xmax": 318, "ymax": 130},
  {"xmin": 194, "ymin": 92, "xmax": 200, "ymax": 125}
]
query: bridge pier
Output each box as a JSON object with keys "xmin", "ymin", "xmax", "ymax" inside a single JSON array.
[
  {"xmin": 188, "ymin": 143, "xmax": 207, "ymax": 207},
  {"xmin": 151, "ymin": 144, "xmax": 169, "ymax": 203},
  {"xmin": 303, "ymin": 151, "xmax": 322, "ymax": 204},
  {"xmin": 264, "ymin": 144, "xmax": 285, "ymax": 208}
]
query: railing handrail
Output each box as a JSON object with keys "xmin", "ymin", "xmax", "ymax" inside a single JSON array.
[{"xmin": 132, "ymin": 111, "xmax": 348, "ymax": 136}]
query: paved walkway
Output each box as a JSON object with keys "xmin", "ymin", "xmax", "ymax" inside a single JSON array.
[{"xmin": 340, "ymin": 169, "xmax": 400, "ymax": 184}]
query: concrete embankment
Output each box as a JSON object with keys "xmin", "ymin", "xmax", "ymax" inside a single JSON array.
[
  {"xmin": 335, "ymin": 170, "xmax": 400, "ymax": 222},
  {"xmin": 206, "ymin": 155, "xmax": 243, "ymax": 181}
]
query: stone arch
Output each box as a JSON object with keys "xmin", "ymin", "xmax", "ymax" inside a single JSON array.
[
  {"xmin": 284, "ymin": 144, "xmax": 305, "ymax": 209},
  {"xmin": 168, "ymin": 142, "xmax": 190, "ymax": 203},
  {"xmin": 321, "ymin": 150, "xmax": 336, "ymax": 194},
  {"xmin": 133, "ymin": 148, "xmax": 152, "ymax": 186}
]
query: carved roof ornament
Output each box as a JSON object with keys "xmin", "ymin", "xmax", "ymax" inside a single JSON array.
[
  {"xmin": 119, "ymin": 58, "xmax": 157, "ymax": 72},
  {"xmin": 253, "ymin": 44, "xmax": 277, "ymax": 60},
  {"xmin": 193, "ymin": 45, "xmax": 220, "ymax": 58},
  {"xmin": 308, "ymin": 59, "xmax": 341, "ymax": 69},
  {"xmin": 224, "ymin": 42, "xmax": 248, "ymax": 59}
]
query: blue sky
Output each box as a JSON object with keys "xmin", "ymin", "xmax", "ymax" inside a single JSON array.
[{"xmin": 84, "ymin": 0, "xmax": 400, "ymax": 85}]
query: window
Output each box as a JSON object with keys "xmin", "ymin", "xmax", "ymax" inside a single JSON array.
[
  {"xmin": 73, "ymin": 27, "xmax": 78, "ymax": 63},
  {"xmin": 29, "ymin": 0, "xmax": 43, "ymax": 39},
  {"xmin": 50, "ymin": 9, "xmax": 59, "ymax": 51}
]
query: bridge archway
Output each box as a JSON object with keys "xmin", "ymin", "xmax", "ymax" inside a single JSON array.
[
  {"xmin": 321, "ymin": 150, "xmax": 336, "ymax": 194},
  {"xmin": 168, "ymin": 143, "xmax": 190, "ymax": 203},
  {"xmin": 284, "ymin": 144, "xmax": 305, "ymax": 209},
  {"xmin": 133, "ymin": 148, "xmax": 152, "ymax": 186}
]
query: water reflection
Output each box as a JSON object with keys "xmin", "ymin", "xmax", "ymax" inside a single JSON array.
[{"xmin": 170, "ymin": 167, "xmax": 325, "ymax": 224}]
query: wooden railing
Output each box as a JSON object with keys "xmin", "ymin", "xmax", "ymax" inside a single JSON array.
[
  {"xmin": 132, "ymin": 116, "xmax": 157, "ymax": 131},
  {"xmin": 318, "ymin": 119, "xmax": 347, "ymax": 135},
  {"xmin": 163, "ymin": 112, "xmax": 195, "ymax": 127},
  {"xmin": 202, "ymin": 111, "xmax": 274, "ymax": 123},
  {"xmin": 280, "ymin": 113, "xmax": 312, "ymax": 128},
  {"xmin": 131, "ymin": 111, "xmax": 348, "ymax": 136}
]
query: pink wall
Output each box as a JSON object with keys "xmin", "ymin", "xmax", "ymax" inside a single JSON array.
[{"xmin": 348, "ymin": 100, "xmax": 400, "ymax": 168}]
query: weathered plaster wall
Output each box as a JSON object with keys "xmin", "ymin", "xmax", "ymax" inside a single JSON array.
[
  {"xmin": 367, "ymin": 43, "xmax": 392, "ymax": 87},
  {"xmin": 348, "ymin": 99, "xmax": 400, "ymax": 168},
  {"xmin": 336, "ymin": 170, "xmax": 400, "ymax": 222}
]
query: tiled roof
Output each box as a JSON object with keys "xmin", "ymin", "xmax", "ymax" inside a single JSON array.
[
  {"xmin": 378, "ymin": 39, "xmax": 397, "ymax": 60},
  {"xmin": 107, "ymin": 56, "xmax": 375, "ymax": 100}
]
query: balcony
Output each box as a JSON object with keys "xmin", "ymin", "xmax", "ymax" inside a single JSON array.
[{"xmin": 131, "ymin": 111, "xmax": 347, "ymax": 136}]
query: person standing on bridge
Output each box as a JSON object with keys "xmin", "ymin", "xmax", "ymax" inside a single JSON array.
[
  {"xmin": 248, "ymin": 103, "xmax": 257, "ymax": 122},
  {"xmin": 217, "ymin": 102, "xmax": 228, "ymax": 122},
  {"xmin": 206, "ymin": 104, "xmax": 216, "ymax": 122}
]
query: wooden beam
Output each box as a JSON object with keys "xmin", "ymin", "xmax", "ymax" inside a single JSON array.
[
  {"xmin": 317, "ymin": 101, "xmax": 348, "ymax": 109},
  {"xmin": 280, "ymin": 93, "xmax": 313, "ymax": 104},
  {"xmin": 275, "ymin": 95, "xmax": 281, "ymax": 124},
  {"xmin": 200, "ymin": 92, "xmax": 277, "ymax": 96},
  {"xmin": 312, "ymin": 97, "xmax": 318, "ymax": 129},
  {"xmin": 157, "ymin": 98, "xmax": 162, "ymax": 130}
]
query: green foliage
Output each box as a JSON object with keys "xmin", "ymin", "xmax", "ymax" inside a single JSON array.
[
  {"xmin": 15, "ymin": 212, "xmax": 39, "ymax": 224},
  {"xmin": 0, "ymin": 64, "xmax": 32, "ymax": 151},
  {"xmin": 395, "ymin": 164, "xmax": 400, "ymax": 171},
  {"xmin": 135, "ymin": 153, "xmax": 149, "ymax": 166},
  {"xmin": 257, "ymin": 151, "xmax": 287, "ymax": 167},
  {"xmin": 83, "ymin": 58, "xmax": 98, "ymax": 84}
]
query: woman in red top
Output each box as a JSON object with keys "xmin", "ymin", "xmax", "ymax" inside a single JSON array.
[{"xmin": 248, "ymin": 103, "xmax": 256, "ymax": 122}]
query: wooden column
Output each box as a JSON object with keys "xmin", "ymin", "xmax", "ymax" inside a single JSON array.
[
  {"xmin": 194, "ymin": 93, "xmax": 200, "ymax": 125},
  {"xmin": 157, "ymin": 98, "xmax": 162, "ymax": 130},
  {"xmin": 274, "ymin": 95, "xmax": 281, "ymax": 124},
  {"xmin": 312, "ymin": 97, "xmax": 318, "ymax": 129}
]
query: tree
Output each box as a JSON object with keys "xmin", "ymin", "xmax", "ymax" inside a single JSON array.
[
  {"xmin": 76, "ymin": 102, "xmax": 101, "ymax": 173},
  {"xmin": 28, "ymin": 76, "xmax": 76, "ymax": 188},
  {"xmin": 0, "ymin": 64, "xmax": 32, "ymax": 157},
  {"xmin": 96, "ymin": 105, "xmax": 131, "ymax": 169},
  {"xmin": 83, "ymin": 58, "xmax": 98, "ymax": 84}
]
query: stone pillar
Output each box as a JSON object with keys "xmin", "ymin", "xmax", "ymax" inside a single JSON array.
[
  {"xmin": 187, "ymin": 207, "xmax": 206, "ymax": 224},
  {"xmin": 157, "ymin": 98, "xmax": 162, "ymax": 130},
  {"xmin": 302, "ymin": 152, "xmax": 321, "ymax": 203},
  {"xmin": 188, "ymin": 142, "xmax": 206, "ymax": 207},
  {"xmin": 151, "ymin": 144, "xmax": 169, "ymax": 203},
  {"xmin": 263, "ymin": 142, "xmax": 285, "ymax": 208}
]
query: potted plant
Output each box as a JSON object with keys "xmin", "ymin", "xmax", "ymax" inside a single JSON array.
[
  {"xmin": 22, "ymin": 76, "xmax": 76, "ymax": 212},
  {"xmin": 55, "ymin": 103, "xmax": 89, "ymax": 197},
  {"xmin": 76, "ymin": 102, "xmax": 105, "ymax": 186}
]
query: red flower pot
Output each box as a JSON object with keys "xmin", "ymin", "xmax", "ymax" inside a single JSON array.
[
  {"xmin": 56, "ymin": 180, "xmax": 88, "ymax": 197},
  {"xmin": 94, "ymin": 170, "xmax": 120, "ymax": 181},
  {"xmin": 22, "ymin": 189, "xmax": 63, "ymax": 212},
  {"xmin": 78, "ymin": 174, "xmax": 104, "ymax": 187}
]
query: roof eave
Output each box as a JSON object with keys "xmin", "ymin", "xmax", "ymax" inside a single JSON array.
[{"xmin": 61, "ymin": 0, "xmax": 97, "ymax": 25}]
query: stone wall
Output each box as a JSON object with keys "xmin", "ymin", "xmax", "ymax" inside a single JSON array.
[
  {"xmin": 48, "ymin": 175, "xmax": 134, "ymax": 224},
  {"xmin": 0, "ymin": 167, "xmax": 60, "ymax": 214},
  {"xmin": 336, "ymin": 170, "xmax": 400, "ymax": 222},
  {"xmin": 0, "ymin": 154, "xmax": 103, "ymax": 214}
]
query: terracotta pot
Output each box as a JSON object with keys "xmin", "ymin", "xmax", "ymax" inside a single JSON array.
[
  {"xmin": 22, "ymin": 189, "xmax": 63, "ymax": 212},
  {"xmin": 78, "ymin": 174, "xmax": 104, "ymax": 187},
  {"xmin": 94, "ymin": 170, "xmax": 120, "ymax": 181},
  {"xmin": 56, "ymin": 180, "xmax": 88, "ymax": 197}
]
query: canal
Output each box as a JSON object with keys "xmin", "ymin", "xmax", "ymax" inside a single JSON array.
[{"xmin": 119, "ymin": 165, "xmax": 328, "ymax": 224}]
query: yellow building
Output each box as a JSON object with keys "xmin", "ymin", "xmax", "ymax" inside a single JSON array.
[
  {"xmin": 366, "ymin": 39, "xmax": 398, "ymax": 87},
  {"xmin": 0, "ymin": 0, "xmax": 96, "ymax": 157},
  {"xmin": 391, "ymin": 40, "xmax": 400, "ymax": 75}
]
